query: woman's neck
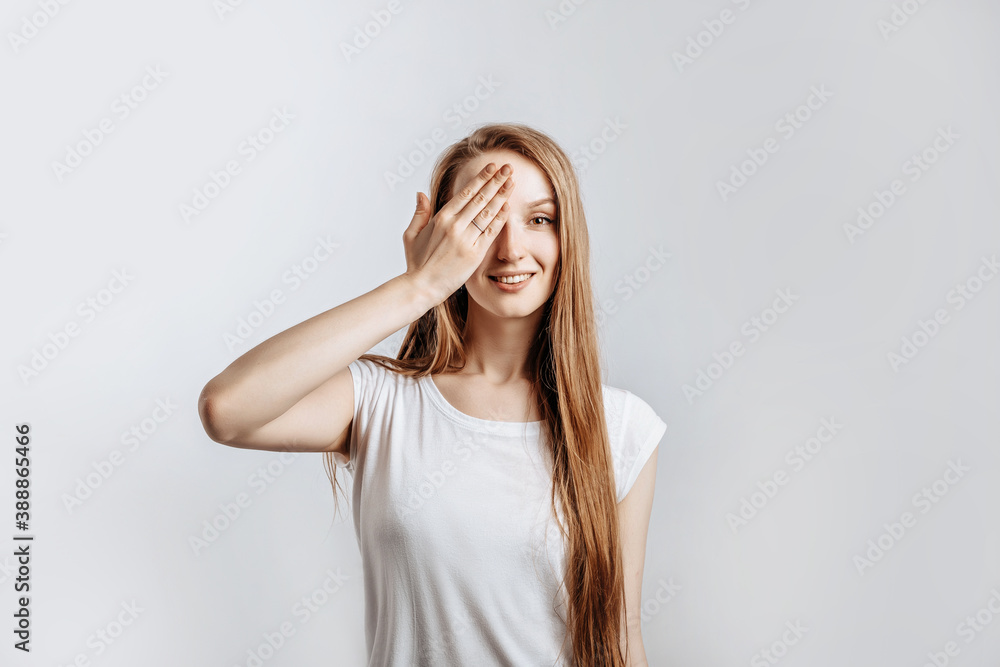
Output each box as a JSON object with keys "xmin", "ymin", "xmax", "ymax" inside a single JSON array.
[{"xmin": 459, "ymin": 304, "xmax": 543, "ymax": 382}]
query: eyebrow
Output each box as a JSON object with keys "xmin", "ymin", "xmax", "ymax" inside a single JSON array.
[{"xmin": 526, "ymin": 198, "xmax": 556, "ymax": 208}]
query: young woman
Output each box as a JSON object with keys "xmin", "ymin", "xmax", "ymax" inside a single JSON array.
[{"xmin": 198, "ymin": 123, "xmax": 667, "ymax": 666}]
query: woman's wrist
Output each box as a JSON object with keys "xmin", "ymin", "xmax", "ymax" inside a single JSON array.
[{"xmin": 396, "ymin": 271, "xmax": 448, "ymax": 318}]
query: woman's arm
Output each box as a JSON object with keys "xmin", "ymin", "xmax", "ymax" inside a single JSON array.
[
  {"xmin": 198, "ymin": 161, "xmax": 516, "ymax": 453},
  {"xmin": 198, "ymin": 273, "xmax": 438, "ymax": 450},
  {"xmin": 619, "ymin": 448, "xmax": 659, "ymax": 666}
]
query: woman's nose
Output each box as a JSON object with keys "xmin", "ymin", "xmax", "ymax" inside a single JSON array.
[{"xmin": 494, "ymin": 220, "xmax": 525, "ymax": 262}]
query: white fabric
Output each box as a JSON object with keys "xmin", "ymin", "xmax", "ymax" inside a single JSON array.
[{"xmin": 336, "ymin": 357, "xmax": 667, "ymax": 667}]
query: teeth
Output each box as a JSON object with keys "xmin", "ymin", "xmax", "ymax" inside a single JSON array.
[{"xmin": 494, "ymin": 273, "xmax": 532, "ymax": 284}]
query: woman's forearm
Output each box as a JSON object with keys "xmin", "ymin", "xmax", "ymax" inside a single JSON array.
[{"xmin": 200, "ymin": 272, "xmax": 438, "ymax": 440}]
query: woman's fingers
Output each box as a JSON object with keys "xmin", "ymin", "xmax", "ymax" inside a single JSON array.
[
  {"xmin": 469, "ymin": 175, "xmax": 514, "ymax": 238},
  {"xmin": 401, "ymin": 161, "xmax": 516, "ymax": 297},
  {"xmin": 404, "ymin": 192, "xmax": 432, "ymax": 239},
  {"xmin": 476, "ymin": 200, "xmax": 511, "ymax": 244},
  {"xmin": 438, "ymin": 162, "xmax": 498, "ymax": 219},
  {"xmin": 402, "ymin": 192, "xmax": 435, "ymax": 273},
  {"xmin": 455, "ymin": 164, "xmax": 513, "ymax": 230}
]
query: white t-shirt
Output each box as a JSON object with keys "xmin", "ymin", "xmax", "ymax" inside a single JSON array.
[{"xmin": 335, "ymin": 357, "xmax": 667, "ymax": 667}]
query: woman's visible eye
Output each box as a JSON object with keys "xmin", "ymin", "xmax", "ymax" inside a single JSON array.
[{"xmin": 529, "ymin": 216, "xmax": 554, "ymax": 226}]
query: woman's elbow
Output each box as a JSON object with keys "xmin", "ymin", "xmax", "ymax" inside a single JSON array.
[{"xmin": 198, "ymin": 384, "xmax": 234, "ymax": 444}]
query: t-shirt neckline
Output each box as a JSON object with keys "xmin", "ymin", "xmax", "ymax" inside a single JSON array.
[{"xmin": 421, "ymin": 373, "xmax": 544, "ymax": 437}]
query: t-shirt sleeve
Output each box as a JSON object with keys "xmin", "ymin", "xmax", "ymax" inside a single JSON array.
[
  {"xmin": 613, "ymin": 391, "xmax": 667, "ymax": 503},
  {"xmin": 334, "ymin": 357, "xmax": 389, "ymax": 469}
]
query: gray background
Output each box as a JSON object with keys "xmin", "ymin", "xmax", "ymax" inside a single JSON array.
[{"xmin": 3, "ymin": 0, "xmax": 999, "ymax": 665}]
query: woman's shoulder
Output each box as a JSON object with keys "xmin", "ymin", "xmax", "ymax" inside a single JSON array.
[
  {"xmin": 349, "ymin": 355, "xmax": 417, "ymax": 381},
  {"xmin": 599, "ymin": 382, "xmax": 668, "ymax": 501},
  {"xmin": 601, "ymin": 383, "xmax": 665, "ymax": 432},
  {"xmin": 599, "ymin": 382, "xmax": 650, "ymax": 420},
  {"xmin": 347, "ymin": 354, "xmax": 421, "ymax": 402}
]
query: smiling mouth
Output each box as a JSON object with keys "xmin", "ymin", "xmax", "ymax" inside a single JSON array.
[{"xmin": 489, "ymin": 273, "xmax": 535, "ymax": 284}]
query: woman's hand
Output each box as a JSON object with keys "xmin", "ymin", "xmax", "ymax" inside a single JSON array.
[{"xmin": 403, "ymin": 162, "xmax": 515, "ymax": 305}]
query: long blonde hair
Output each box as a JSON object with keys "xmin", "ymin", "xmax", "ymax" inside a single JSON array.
[{"xmin": 323, "ymin": 122, "xmax": 629, "ymax": 666}]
